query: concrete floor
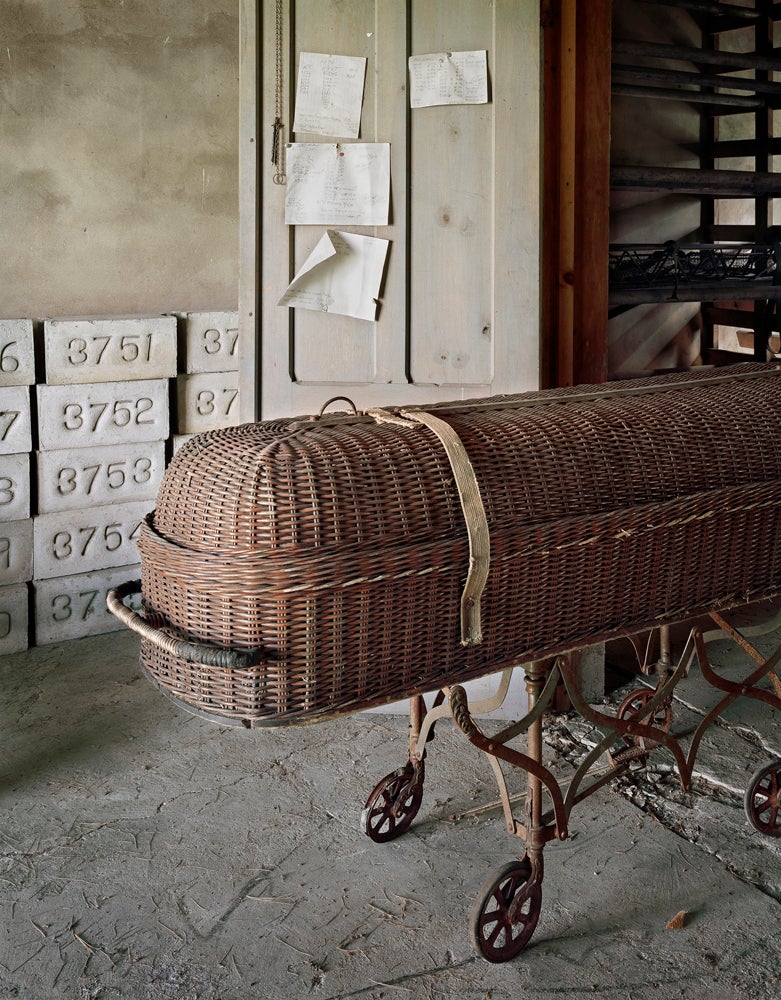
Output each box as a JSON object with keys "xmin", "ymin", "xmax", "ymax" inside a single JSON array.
[{"xmin": 1, "ymin": 620, "xmax": 781, "ymax": 999}]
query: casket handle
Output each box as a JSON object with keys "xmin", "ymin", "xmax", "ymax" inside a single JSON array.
[
  {"xmin": 316, "ymin": 396, "xmax": 358, "ymax": 417},
  {"xmin": 106, "ymin": 580, "xmax": 260, "ymax": 670}
]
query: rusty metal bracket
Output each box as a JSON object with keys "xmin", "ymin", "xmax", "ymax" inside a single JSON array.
[{"xmin": 447, "ymin": 682, "xmax": 568, "ymax": 842}]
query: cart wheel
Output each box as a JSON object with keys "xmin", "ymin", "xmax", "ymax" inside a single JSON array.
[
  {"xmin": 744, "ymin": 759, "xmax": 781, "ymax": 837},
  {"xmin": 360, "ymin": 760, "xmax": 424, "ymax": 843},
  {"xmin": 470, "ymin": 857, "xmax": 542, "ymax": 962},
  {"xmin": 617, "ymin": 686, "xmax": 672, "ymax": 748}
]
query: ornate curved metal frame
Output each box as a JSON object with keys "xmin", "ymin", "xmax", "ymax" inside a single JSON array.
[{"xmin": 399, "ymin": 610, "xmax": 781, "ymax": 959}]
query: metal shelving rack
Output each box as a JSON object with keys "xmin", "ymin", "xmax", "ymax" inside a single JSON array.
[{"xmin": 609, "ymin": 0, "xmax": 781, "ymax": 361}]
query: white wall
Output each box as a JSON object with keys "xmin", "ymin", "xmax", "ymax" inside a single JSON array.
[{"xmin": 0, "ymin": 1, "xmax": 239, "ymax": 319}]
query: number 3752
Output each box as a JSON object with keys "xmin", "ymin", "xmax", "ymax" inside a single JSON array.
[{"xmin": 62, "ymin": 398, "xmax": 155, "ymax": 431}]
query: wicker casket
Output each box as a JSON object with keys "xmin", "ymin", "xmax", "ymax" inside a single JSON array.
[
  {"xmin": 109, "ymin": 361, "xmax": 781, "ymax": 962},
  {"xmin": 110, "ymin": 362, "xmax": 781, "ymax": 728}
]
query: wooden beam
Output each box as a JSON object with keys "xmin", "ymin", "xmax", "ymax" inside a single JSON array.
[
  {"xmin": 709, "ymin": 224, "xmax": 773, "ymax": 241},
  {"xmin": 612, "ymin": 63, "xmax": 781, "ymax": 97},
  {"xmin": 706, "ymin": 15, "xmax": 765, "ymax": 34},
  {"xmin": 542, "ymin": 0, "xmax": 611, "ymax": 387},
  {"xmin": 707, "ymin": 306, "xmax": 778, "ymax": 329},
  {"xmin": 611, "ymin": 165, "xmax": 781, "ymax": 195},
  {"xmin": 707, "ymin": 137, "xmax": 781, "ymax": 157},
  {"xmin": 609, "ymin": 281, "xmax": 781, "ymax": 307},
  {"xmin": 574, "ymin": 0, "xmax": 611, "ymax": 385},
  {"xmin": 613, "ymin": 37, "xmax": 781, "ymax": 72},
  {"xmin": 611, "ymin": 83, "xmax": 762, "ymax": 109},
  {"xmin": 635, "ymin": 0, "xmax": 758, "ymax": 19},
  {"xmin": 541, "ymin": 0, "xmax": 566, "ymax": 389},
  {"xmin": 706, "ymin": 348, "xmax": 760, "ymax": 364}
]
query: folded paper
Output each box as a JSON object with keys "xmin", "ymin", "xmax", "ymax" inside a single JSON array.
[{"xmin": 278, "ymin": 230, "xmax": 390, "ymax": 322}]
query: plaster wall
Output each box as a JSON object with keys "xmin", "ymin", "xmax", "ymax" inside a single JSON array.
[{"xmin": 0, "ymin": 1, "xmax": 239, "ymax": 319}]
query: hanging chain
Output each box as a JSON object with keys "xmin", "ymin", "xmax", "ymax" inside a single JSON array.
[{"xmin": 272, "ymin": 0, "xmax": 286, "ymax": 184}]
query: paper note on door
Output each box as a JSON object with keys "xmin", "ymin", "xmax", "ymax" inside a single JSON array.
[
  {"xmin": 285, "ymin": 143, "xmax": 390, "ymax": 226},
  {"xmin": 278, "ymin": 230, "xmax": 389, "ymax": 323},
  {"xmin": 408, "ymin": 50, "xmax": 488, "ymax": 108},
  {"xmin": 293, "ymin": 52, "xmax": 367, "ymax": 139}
]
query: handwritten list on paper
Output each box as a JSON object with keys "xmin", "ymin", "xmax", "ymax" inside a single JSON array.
[
  {"xmin": 408, "ymin": 50, "xmax": 488, "ymax": 108},
  {"xmin": 285, "ymin": 143, "xmax": 390, "ymax": 226},
  {"xmin": 278, "ymin": 230, "xmax": 390, "ymax": 322},
  {"xmin": 293, "ymin": 52, "xmax": 367, "ymax": 138}
]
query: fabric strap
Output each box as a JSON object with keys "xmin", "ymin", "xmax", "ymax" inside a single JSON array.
[{"xmin": 368, "ymin": 407, "xmax": 490, "ymax": 646}]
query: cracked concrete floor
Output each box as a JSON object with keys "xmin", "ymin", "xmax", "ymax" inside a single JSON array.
[{"xmin": 1, "ymin": 624, "xmax": 781, "ymax": 999}]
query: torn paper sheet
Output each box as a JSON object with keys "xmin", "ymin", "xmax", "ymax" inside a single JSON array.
[
  {"xmin": 285, "ymin": 143, "xmax": 390, "ymax": 226},
  {"xmin": 293, "ymin": 52, "xmax": 367, "ymax": 138},
  {"xmin": 408, "ymin": 50, "xmax": 488, "ymax": 108},
  {"xmin": 278, "ymin": 230, "xmax": 390, "ymax": 322}
]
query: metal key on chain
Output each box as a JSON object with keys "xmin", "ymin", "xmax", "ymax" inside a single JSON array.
[
  {"xmin": 272, "ymin": 0, "xmax": 286, "ymax": 185},
  {"xmin": 271, "ymin": 116, "xmax": 282, "ymax": 168}
]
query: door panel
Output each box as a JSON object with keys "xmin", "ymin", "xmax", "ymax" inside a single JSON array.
[
  {"xmin": 248, "ymin": 0, "xmax": 541, "ymax": 419},
  {"xmin": 409, "ymin": 5, "xmax": 493, "ymax": 387}
]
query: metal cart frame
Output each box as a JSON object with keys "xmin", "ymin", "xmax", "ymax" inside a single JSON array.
[{"xmin": 360, "ymin": 616, "xmax": 781, "ymax": 962}]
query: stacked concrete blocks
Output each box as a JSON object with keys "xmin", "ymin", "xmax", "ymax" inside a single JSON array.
[
  {"xmin": 33, "ymin": 317, "xmax": 175, "ymax": 645},
  {"xmin": 0, "ymin": 320, "xmax": 35, "ymax": 653},
  {"xmin": 0, "ymin": 311, "xmax": 240, "ymax": 654},
  {"xmin": 174, "ymin": 311, "xmax": 240, "ymax": 452}
]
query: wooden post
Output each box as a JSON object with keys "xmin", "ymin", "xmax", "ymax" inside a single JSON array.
[
  {"xmin": 573, "ymin": 0, "xmax": 611, "ymax": 386},
  {"xmin": 542, "ymin": 0, "xmax": 611, "ymax": 388}
]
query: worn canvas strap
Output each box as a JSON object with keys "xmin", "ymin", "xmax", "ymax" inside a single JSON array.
[{"xmin": 368, "ymin": 407, "xmax": 490, "ymax": 645}]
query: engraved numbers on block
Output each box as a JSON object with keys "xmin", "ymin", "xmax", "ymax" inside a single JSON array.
[
  {"xmin": 0, "ymin": 386, "xmax": 33, "ymax": 456},
  {"xmin": 0, "ymin": 520, "xmax": 33, "ymax": 586},
  {"xmin": 34, "ymin": 565, "xmax": 142, "ymax": 644},
  {"xmin": 0, "ymin": 453, "xmax": 30, "ymax": 521},
  {"xmin": 33, "ymin": 500, "xmax": 151, "ymax": 579},
  {"xmin": 184, "ymin": 312, "xmax": 239, "ymax": 373},
  {"xmin": 37, "ymin": 379, "xmax": 169, "ymax": 450},
  {"xmin": 37, "ymin": 442, "xmax": 165, "ymax": 513},
  {"xmin": 0, "ymin": 319, "xmax": 35, "ymax": 387},
  {"xmin": 44, "ymin": 316, "xmax": 177, "ymax": 385},
  {"xmin": 176, "ymin": 372, "xmax": 240, "ymax": 434},
  {"xmin": 0, "ymin": 584, "xmax": 29, "ymax": 654}
]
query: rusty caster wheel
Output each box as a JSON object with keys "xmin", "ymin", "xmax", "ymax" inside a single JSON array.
[
  {"xmin": 470, "ymin": 856, "xmax": 542, "ymax": 962},
  {"xmin": 616, "ymin": 686, "xmax": 673, "ymax": 749},
  {"xmin": 744, "ymin": 759, "xmax": 781, "ymax": 837},
  {"xmin": 360, "ymin": 760, "xmax": 424, "ymax": 843}
]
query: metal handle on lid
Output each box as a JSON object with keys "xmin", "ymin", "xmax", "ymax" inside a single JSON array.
[{"xmin": 316, "ymin": 396, "xmax": 358, "ymax": 418}]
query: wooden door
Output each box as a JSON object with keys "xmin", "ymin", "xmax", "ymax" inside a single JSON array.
[{"xmin": 240, "ymin": 0, "xmax": 542, "ymax": 421}]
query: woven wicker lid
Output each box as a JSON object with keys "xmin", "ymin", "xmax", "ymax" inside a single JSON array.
[{"xmin": 152, "ymin": 363, "xmax": 781, "ymax": 557}]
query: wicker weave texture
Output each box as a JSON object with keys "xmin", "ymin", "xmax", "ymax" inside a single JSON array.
[{"xmin": 139, "ymin": 363, "xmax": 781, "ymax": 726}]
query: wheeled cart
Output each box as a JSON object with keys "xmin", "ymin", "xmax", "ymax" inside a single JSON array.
[
  {"xmin": 356, "ymin": 615, "xmax": 781, "ymax": 961},
  {"xmin": 108, "ymin": 362, "xmax": 781, "ymax": 961}
]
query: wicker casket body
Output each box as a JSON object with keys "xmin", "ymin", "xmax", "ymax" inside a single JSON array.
[{"xmin": 135, "ymin": 363, "xmax": 781, "ymax": 728}]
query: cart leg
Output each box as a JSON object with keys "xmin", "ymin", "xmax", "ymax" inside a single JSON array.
[
  {"xmin": 470, "ymin": 664, "xmax": 547, "ymax": 961},
  {"xmin": 360, "ymin": 696, "xmax": 427, "ymax": 843},
  {"xmin": 614, "ymin": 625, "xmax": 675, "ymax": 752},
  {"xmin": 409, "ymin": 692, "xmax": 427, "ymax": 760}
]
